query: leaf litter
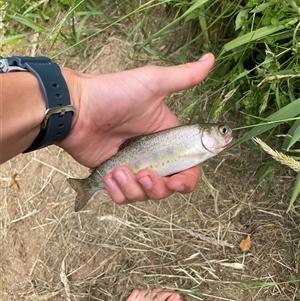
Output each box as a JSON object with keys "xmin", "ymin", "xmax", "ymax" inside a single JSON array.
[
  {"xmin": 11, "ymin": 173, "xmax": 20, "ymax": 192},
  {"xmin": 239, "ymin": 235, "xmax": 251, "ymax": 253}
]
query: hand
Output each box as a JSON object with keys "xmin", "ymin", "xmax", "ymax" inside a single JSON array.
[{"xmin": 60, "ymin": 53, "xmax": 215, "ymax": 204}]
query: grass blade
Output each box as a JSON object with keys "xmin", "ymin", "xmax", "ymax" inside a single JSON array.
[
  {"xmin": 142, "ymin": 0, "xmax": 210, "ymax": 45},
  {"xmin": 231, "ymin": 97, "xmax": 300, "ymax": 147},
  {"xmin": 6, "ymin": 14, "xmax": 46, "ymax": 32},
  {"xmin": 221, "ymin": 18, "xmax": 298, "ymax": 54},
  {"xmin": 286, "ymin": 125, "xmax": 300, "ymax": 151},
  {"xmin": 288, "ymin": 172, "xmax": 300, "ymax": 212},
  {"xmin": 1, "ymin": 32, "xmax": 35, "ymax": 44},
  {"xmin": 282, "ymin": 119, "xmax": 300, "ymax": 150}
]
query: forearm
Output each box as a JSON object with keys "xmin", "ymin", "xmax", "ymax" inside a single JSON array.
[
  {"xmin": 0, "ymin": 72, "xmax": 45, "ymax": 163},
  {"xmin": 0, "ymin": 68, "xmax": 80, "ymax": 164}
]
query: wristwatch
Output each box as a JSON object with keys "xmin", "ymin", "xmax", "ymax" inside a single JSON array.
[{"xmin": 0, "ymin": 56, "xmax": 76, "ymax": 153}]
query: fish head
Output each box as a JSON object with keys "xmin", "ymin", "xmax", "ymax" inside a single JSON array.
[{"xmin": 201, "ymin": 124, "xmax": 233, "ymax": 154}]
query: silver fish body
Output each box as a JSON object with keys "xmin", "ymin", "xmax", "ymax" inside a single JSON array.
[{"xmin": 68, "ymin": 124, "xmax": 233, "ymax": 211}]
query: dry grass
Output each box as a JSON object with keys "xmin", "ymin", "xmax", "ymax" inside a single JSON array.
[
  {"xmin": 1, "ymin": 37, "xmax": 300, "ymax": 301},
  {"xmin": 1, "ymin": 139, "xmax": 299, "ymax": 301},
  {"xmin": 253, "ymin": 138, "xmax": 300, "ymax": 173}
]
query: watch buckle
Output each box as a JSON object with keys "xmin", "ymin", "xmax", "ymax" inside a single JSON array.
[
  {"xmin": 41, "ymin": 105, "xmax": 76, "ymax": 129},
  {"xmin": 0, "ymin": 58, "xmax": 26, "ymax": 73}
]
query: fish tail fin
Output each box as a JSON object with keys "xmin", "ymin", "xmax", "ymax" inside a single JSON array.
[{"xmin": 67, "ymin": 178, "xmax": 99, "ymax": 212}]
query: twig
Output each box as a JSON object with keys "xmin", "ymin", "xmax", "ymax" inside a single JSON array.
[
  {"xmin": 60, "ymin": 255, "xmax": 71, "ymax": 300},
  {"xmin": 32, "ymin": 158, "xmax": 70, "ymax": 176},
  {"xmin": 186, "ymin": 229, "xmax": 234, "ymax": 249},
  {"xmin": 11, "ymin": 209, "xmax": 39, "ymax": 224}
]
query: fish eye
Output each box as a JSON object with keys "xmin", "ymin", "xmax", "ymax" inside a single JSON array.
[{"xmin": 219, "ymin": 125, "xmax": 228, "ymax": 135}]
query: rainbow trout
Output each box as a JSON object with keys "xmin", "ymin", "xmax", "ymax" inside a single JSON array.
[{"xmin": 68, "ymin": 124, "xmax": 233, "ymax": 211}]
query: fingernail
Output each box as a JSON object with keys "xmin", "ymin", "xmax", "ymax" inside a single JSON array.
[
  {"xmin": 199, "ymin": 53, "xmax": 210, "ymax": 61},
  {"xmin": 175, "ymin": 185, "xmax": 185, "ymax": 192},
  {"xmin": 104, "ymin": 177, "xmax": 117, "ymax": 190},
  {"xmin": 138, "ymin": 176, "xmax": 153, "ymax": 189},
  {"xmin": 114, "ymin": 170, "xmax": 127, "ymax": 185}
]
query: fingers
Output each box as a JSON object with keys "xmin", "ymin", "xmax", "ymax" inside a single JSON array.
[
  {"xmin": 103, "ymin": 167, "xmax": 148, "ymax": 204},
  {"xmin": 136, "ymin": 169, "xmax": 174, "ymax": 200},
  {"xmin": 167, "ymin": 165, "xmax": 200, "ymax": 193},
  {"xmin": 103, "ymin": 167, "xmax": 173, "ymax": 205},
  {"xmin": 103, "ymin": 166, "xmax": 200, "ymax": 205}
]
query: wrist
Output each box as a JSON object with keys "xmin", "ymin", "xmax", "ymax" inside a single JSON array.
[
  {"xmin": 1, "ymin": 56, "xmax": 78, "ymax": 153},
  {"xmin": 58, "ymin": 68, "xmax": 95, "ymax": 150},
  {"xmin": 60, "ymin": 67, "xmax": 81, "ymax": 129},
  {"xmin": 0, "ymin": 57, "xmax": 84, "ymax": 163}
]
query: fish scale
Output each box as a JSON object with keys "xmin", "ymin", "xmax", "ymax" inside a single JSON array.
[{"xmin": 68, "ymin": 124, "xmax": 233, "ymax": 211}]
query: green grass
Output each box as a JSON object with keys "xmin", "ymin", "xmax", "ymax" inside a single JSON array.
[{"xmin": 1, "ymin": 0, "xmax": 300, "ymax": 206}]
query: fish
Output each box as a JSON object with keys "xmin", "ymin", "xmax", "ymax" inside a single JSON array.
[{"xmin": 67, "ymin": 124, "xmax": 233, "ymax": 212}]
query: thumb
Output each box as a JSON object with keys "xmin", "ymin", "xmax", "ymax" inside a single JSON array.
[{"xmin": 158, "ymin": 53, "xmax": 215, "ymax": 95}]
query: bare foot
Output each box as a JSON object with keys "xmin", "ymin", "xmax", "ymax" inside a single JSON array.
[{"xmin": 125, "ymin": 288, "xmax": 181, "ymax": 301}]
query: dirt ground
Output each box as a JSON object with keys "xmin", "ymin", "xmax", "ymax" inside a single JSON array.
[{"xmin": 1, "ymin": 37, "xmax": 300, "ymax": 301}]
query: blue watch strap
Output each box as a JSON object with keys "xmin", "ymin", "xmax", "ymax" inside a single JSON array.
[{"xmin": 0, "ymin": 56, "xmax": 75, "ymax": 152}]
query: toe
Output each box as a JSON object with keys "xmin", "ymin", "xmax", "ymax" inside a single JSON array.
[
  {"xmin": 125, "ymin": 288, "xmax": 141, "ymax": 300},
  {"xmin": 152, "ymin": 289, "xmax": 180, "ymax": 301},
  {"xmin": 125, "ymin": 288, "xmax": 181, "ymax": 301}
]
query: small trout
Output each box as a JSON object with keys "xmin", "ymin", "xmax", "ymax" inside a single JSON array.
[{"xmin": 68, "ymin": 124, "xmax": 233, "ymax": 211}]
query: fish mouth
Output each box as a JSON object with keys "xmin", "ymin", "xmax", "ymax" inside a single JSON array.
[
  {"xmin": 220, "ymin": 135, "xmax": 233, "ymax": 149},
  {"xmin": 201, "ymin": 131, "xmax": 233, "ymax": 153}
]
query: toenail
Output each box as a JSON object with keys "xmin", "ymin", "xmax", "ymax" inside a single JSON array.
[{"xmin": 173, "ymin": 295, "xmax": 181, "ymax": 301}]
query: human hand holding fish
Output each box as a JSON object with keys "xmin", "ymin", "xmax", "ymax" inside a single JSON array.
[
  {"xmin": 68, "ymin": 124, "xmax": 233, "ymax": 211},
  {"xmin": 59, "ymin": 53, "xmax": 219, "ymax": 207}
]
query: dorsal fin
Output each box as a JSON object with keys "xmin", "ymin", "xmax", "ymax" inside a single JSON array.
[{"xmin": 118, "ymin": 135, "xmax": 143, "ymax": 151}]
